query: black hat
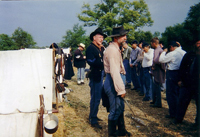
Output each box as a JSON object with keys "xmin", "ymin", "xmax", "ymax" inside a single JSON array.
[
  {"xmin": 90, "ymin": 28, "xmax": 107, "ymax": 41},
  {"xmin": 131, "ymin": 40, "xmax": 138, "ymax": 45},
  {"xmin": 109, "ymin": 26, "xmax": 129, "ymax": 37},
  {"xmin": 49, "ymin": 43, "xmax": 58, "ymax": 49}
]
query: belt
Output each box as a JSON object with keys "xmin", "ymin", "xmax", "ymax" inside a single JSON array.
[
  {"xmin": 167, "ymin": 69, "xmax": 179, "ymax": 71},
  {"xmin": 131, "ymin": 59, "xmax": 136, "ymax": 63},
  {"xmin": 106, "ymin": 73, "xmax": 125, "ymax": 75}
]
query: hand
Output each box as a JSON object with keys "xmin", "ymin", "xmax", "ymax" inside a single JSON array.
[
  {"xmin": 142, "ymin": 51, "xmax": 145, "ymax": 55},
  {"xmin": 135, "ymin": 64, "xmax": 138, "ymax": 67},
  {"xmin": 121, "ymin": 93, "xmax": 126, "ymax": 98},
  {"xmin": 151, "ymin": 66, "xmax": 155, "ymax": 70},
  {"xmin": 176, "ymin": 41, "xmax": 181, "ymax": 47},
  {"xmin": 83, "ymin": 56, "xmax": 86, "ymax": 59},
  {"xmin": 130, "ymin": 64, "xmax": 133, "ymax": 68},
  {"xmin": 178, "ymin": 81, "xmax": 182, "ymax": 87},
  {"xmin": 163, "ymin": 48, "xmax": 168, "ymax": 52}
]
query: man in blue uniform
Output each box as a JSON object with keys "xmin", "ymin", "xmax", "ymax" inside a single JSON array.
[{"xmin": 86, "ymin": 28, "xmax": 107, "ymax": 129}]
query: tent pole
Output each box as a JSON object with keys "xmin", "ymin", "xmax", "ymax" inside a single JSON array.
[{"xmin": 39, "ymin": 94, "xmax": 44, "ymax": 137}]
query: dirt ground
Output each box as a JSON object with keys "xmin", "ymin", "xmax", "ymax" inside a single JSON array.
[{"xmin": 52, "ymin": 67, "xmax": 199, "ymax": 137}]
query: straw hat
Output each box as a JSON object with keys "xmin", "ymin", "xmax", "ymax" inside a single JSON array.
[{"xmin": 78, "ymin": 43, "xmax": 85, "ymax": 49}]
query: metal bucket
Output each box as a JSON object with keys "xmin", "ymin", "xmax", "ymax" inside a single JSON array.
[{"xmin": 43, "ymin": 113, "xmax": 59, "ymax": 134}]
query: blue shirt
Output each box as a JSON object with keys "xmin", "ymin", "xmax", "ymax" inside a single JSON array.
[{"xmin": 129, "ymin": 47, "xmax": 141, "ymax": 65}]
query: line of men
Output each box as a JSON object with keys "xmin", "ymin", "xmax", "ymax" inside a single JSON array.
[
  {"xmin": 85, "ymin": 26, "xmax": 199, "ymax": 136},
  {"xmin": 123, "ymin": 36, "xmax": 199, "ymax": 127},
  {"xmin": 124, "ymin": 36, "xmax": 200, "ymax": 127}
]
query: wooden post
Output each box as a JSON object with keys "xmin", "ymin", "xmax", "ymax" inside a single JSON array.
[
  {"xmin": 56, "ymin": 87, "xmax": 58, "ymax": 109},
  {"xmin": 52, "ymin": 47, "xmax": 58, "ymax": 109},
  {"xmin": 39, "ymin": 94, "xmax": 44, "ymax": 137}
]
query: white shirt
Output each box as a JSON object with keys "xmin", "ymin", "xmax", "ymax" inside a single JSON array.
[
  {"xmin": 159, "ymin": 47, "xmax": 186, "ymax": 70},
  {"xmin": 142, "ymin": 48, "xmax": 154, "ymax": 68}
]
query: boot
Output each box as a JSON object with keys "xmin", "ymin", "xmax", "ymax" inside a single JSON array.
[
  {"xmin": 108, "ymin": 120, "xmax": 117, "ymax": 137},
  {"xmin": 117, "ymin": 113, "xmax": 131, "ymax": 136}
]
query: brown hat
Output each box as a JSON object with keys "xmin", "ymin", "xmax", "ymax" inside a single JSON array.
[{"xmin": 109, "ymin": 26, "xmax": 129, "ymax": 37}]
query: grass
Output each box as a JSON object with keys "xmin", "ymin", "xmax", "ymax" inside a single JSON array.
[{"xmin": 52, "ymin": 66, "xmax": 199, "ymax": 137}]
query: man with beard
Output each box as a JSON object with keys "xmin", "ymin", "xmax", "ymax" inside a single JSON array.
[
  {"xmin": 174, "ymin": 39, "xmax": 200, "ymax": 129},
  {"xmin": 103, "ymin": 26, "xmax": 131, "ymax": 137},
  {"xmin": 86, "ymin": 28, "xmax": 107, "ymax": 129}
]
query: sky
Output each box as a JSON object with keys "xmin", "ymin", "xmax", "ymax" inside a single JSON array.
[{"xmin": 0, "ymin": 0, "xmax": 199, "ymax": 47}]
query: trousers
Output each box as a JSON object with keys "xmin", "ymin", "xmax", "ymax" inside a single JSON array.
[
  {"xmin": 152, "ymin": 78, "xmax": 162, "ymax": 107},
  {"xmin": 131, "ymin": 66, "xmax": 141, "ymax": 89},
  {"xmin": 104, "ymin": 73, "xmax": 125, "ymax": 120},
  {"xmin": 166, "ymin": 70, "xmax": 179, "ymax": 117},
  {"xmin": 143, "ymin": 67, "xmax": 152, "ymax": 99},
  {"xmin": 123, "ymin": 59, "xmax": 131, "ymax": 84},
  {"xmin": 138, "ymin": 62, "xmax": 144, "ymax": 94},
  {"xmin": 89, "ymin": 71, "xmax": 104, "ymax": 124},
  {"xmin": 77, "ymin": 67, "xmax": 85, "ymax": 81},
  {"xmin": 176, "ymin": 86, "xmax": 199, "ymax": 123}
]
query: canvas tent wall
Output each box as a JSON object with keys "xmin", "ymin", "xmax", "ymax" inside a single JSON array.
[{"xmin": 0, "ymin": 49, "xmax": 55, "ymax": 137}]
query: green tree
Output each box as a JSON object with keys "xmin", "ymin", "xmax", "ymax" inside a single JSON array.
[
  {"xmin": 78, "ymin": 0, "xmax": 153, "ymax": 41},
  {"xmin": 161, "ymin": 23, "xmax": 185, "ymax": 48},
  {"xmin": 60, "ymin": 24, "xmax": 89, "ymax": 54},
  {"xmin": 133, "ymin": 30, "xmax": 153, "ymax": 43},
  {"xmin": 0, "ymin": 34, "xmax": 18, "ymax": 50},
  {"xmin": 12, "ymin": 27, "xmax": 37, "ymax": 49},
  {"xmin": 184, "ymin": 2, "xmax": 200, "ymax": 46},
  {"xmin": 160, "ymin": 2, "xmax": 200, "ymax": 51},
  {"xmin": 153, "ymin": 31, "xmax": 160, "ymax": 38}
]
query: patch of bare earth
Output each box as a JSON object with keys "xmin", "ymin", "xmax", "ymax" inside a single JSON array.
[{"xmin": 52, "ymin": 67, "xmax": 198, "ymax": 137}]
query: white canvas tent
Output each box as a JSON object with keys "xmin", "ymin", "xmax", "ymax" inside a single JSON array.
[{"xmin": 0, "ymin": 49, "xmax": 55, "ymax": 137}]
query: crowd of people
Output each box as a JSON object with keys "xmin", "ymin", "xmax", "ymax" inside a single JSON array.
[
  {"xmin": 51, "ymin": 25, "xmax": 200, "ymax": 137},
  {"xmin": 122, "ymin": 34, "xmax": 199, "ymax": 129},
  {"xmin": 85, "ymin": 26, "xmax": 199, "ymax": 137}
]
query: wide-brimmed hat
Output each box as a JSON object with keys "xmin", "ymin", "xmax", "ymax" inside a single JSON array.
[
  {"xmin": 90, "ymin": 28, "xmax": 107, "ymax": 41},
  {"xmin": 78, "ymin": 43, "xmax": 85, "ymax": 49},
  {"xmin": 109, "ymin": 26, "xmax": 129, "ymax": 37},
  {"xmin": 49, "ymin": 43, "xmax": 58, "ymax": 49}
]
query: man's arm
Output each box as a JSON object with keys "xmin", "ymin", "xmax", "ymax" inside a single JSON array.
[{"xmin": 159, "ymin": 50, "xmax": 173, "ymax": 63}]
